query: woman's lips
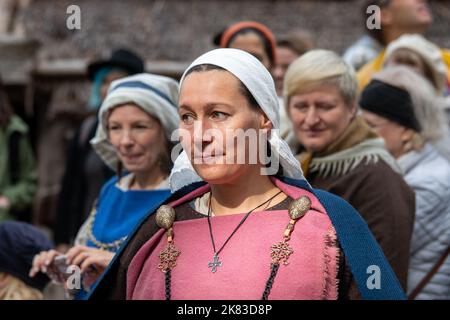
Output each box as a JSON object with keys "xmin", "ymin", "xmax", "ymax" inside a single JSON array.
[
  {"xmin": 193, "ymin": 154, "xmax": 225, "ymax": 163},
  {"xmin": 301, "ymin": 128, "xmax": 325, "ymax": 137},
  {"xmin": 121, "ymin": 154, "xmax": 143, "ymax": 162}
]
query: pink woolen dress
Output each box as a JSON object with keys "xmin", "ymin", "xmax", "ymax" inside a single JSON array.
[{"xmin": 126, "ymin": 178, "xmax": 340, "ymax": 300}]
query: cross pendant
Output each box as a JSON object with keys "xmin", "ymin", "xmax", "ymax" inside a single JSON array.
[{"xmin": 208, "ymin": 253, "xmax": 222, "ymax": 273}]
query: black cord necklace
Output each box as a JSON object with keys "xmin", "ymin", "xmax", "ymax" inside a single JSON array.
[
  {"xmin": 156, "ymin": 190, "xmax": 311, "ymax": 300},
  {"xmin": 206, "ymin": 190, "xmax": 283, "ymax": 273}
]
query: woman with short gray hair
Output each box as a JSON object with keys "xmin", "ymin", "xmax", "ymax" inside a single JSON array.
[{"xmin": 284, "ymin": 49, "xmax": 415, "ymax": 290}]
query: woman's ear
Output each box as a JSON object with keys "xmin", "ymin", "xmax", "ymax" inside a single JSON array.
[
  {"xmin": 380, "ymin": 6, "xmax": 393, "ymax": 27},
  {"xmin": 400, "ymin": 128, "xmax": 416, "ymax": 153},
  {"xmin": 259, "ymin": 112, "xmax": 273, "ymax": 130},
  {"xmin": 400, "ymin": 128, "xmax": 414, "ymax": 142},
  {"xmin": 349, "ymin": 101, "xmax": 358, "ymax": 120}
]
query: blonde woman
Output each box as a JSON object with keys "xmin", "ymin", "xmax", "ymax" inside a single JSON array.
[
  {"xmin": 283, "ymin": 49, "xmax": 415, "ymax": 290},
  {"xmin": 30, "ymin": 74, "xmax": 179, "ymax": 299},
  {"xmin": 0, "ymin": 273, "xmax": 44, "ymax": 300}
]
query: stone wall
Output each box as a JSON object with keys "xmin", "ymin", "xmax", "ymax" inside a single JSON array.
[
  {"xmin": 3, "ymin": 0, "xmax": 450, "ymax": 228},
  {"xmin": 21, "ymin": 0, "xmax": 450, "ymax": 63}
]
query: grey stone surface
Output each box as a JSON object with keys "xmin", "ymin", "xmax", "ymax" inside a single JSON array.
[
  {"xmin": 20, "ymin": 0, "xmax": 450, "ymax": 63},
  {"xmin": 4, "ymin": 0, "xmax": 449, "ymax": 228}
]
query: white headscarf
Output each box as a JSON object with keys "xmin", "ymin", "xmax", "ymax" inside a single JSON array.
[
  {"xmin": 169, "ymin": 48, "xmax": 305, "ymax": 192},
  {"xmin": 91, "ymin": 73, "xmax": 179, "ymax": 169},
  {"xmin": 384, "ymin": 34, "xmax": 448, "ymax": 95}
]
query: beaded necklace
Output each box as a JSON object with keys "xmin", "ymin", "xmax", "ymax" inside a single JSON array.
[{"xmin": 85, "ymin": 205, "xmax": 127, "ymax": 252}]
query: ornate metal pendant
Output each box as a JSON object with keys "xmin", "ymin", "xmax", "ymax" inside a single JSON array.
[
  {"xmin": 270, "ymin": 240, "xmax": 294, "ymax": 266},
  {"xmin": 158, "ymin": 242, "xmax": 181, "ymax": 272}
]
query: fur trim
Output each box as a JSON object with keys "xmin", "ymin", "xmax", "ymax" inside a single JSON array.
[
  {"xmin": 322, "ymin": 227, "xmax": 339, "ymax": 299},
  {"xmin": 309, "ymin": 138, "xmax": 402, "ymax": 178}
]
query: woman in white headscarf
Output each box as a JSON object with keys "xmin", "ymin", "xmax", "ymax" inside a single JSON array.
[
  {"xmin": 89, "ymin": 49, "xmax": 406, "ymax": 300},
  {"xmin": 29, "ymin": 73, "xmax": 179, "ymax": 298}
]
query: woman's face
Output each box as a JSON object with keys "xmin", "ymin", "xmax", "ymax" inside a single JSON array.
[
  {"xmin": 385, "ymin": 0, "xmax": 432, "ymax": 30},
  {"xmin": 228, "ymin": 32, "xmax": 271, "ymax": 70},
  {"xmin": 179, "ymin": 69, "xmax": 271, "ymax": 185},
  {"xmin": 273, "ymin": 46, "xmax": 299, "ymax": 96},
  {"xmin": 362, "ymin": 110, "xmax": 409, "ymax": 159},
  {"xmin": 100, "ymin": 70, "xmax": 130, "ymax": 101},
  {"xmin": 288, "ymin": 85, "xmax": 356, "ymax": 153},
  {"xmin": 384, "ymin": 49, "xmax": 429, "ymax": 79},
  {"xmin": 108, "ymin": 104, "xmax": 167, "ymax": 175}
]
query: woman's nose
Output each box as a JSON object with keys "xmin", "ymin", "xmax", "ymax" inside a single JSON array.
[
  {"xmin": 193, "ymin": 119, "xmax": 214, "ymax": 143},
  {"xmin": 304, "ymin": 107, "xmax": 320, "ymax": 126},
  {"xmin": 273, "ymin": 66, "xmax": 283, "ymax": 79},
  {"xmin": 119, "ymin": 130, "xmax": 134, "ymax": 147}
]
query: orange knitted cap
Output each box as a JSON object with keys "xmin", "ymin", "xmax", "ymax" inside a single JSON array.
[{"xmin": 219, "ymin": 21, "xmax": 277, "ymax": 66}]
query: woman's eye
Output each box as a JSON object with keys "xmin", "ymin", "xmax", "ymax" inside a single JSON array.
[
  {"xmin": 181, "ymin": 114, "xmax": 194, "ymax": 124},
  {"xmin": 211, "ymin": 111, "xmax": 228, "ymax": 120},
  {"xmin": 293, "ymin": 103, "xmax": 308, "ymax": 111},
  {"xmin": 317, "ymin": 103, "xmax": 334, "ymax": 111},
  {"xmin": 135, "ymin": 124, "xmax": 150, "ymax": 129},
  {"xmin": 109, "ymin": 126, "xmax": 121, "ymax": 131}
]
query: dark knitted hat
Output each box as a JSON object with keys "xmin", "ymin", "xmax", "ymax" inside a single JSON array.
[
  {"xmin": 360, "ymin": 79, "xmax": 421, "ymax": 132},
  {"xmin": 0, "ymin": 221, "xmax": 53, "ymax": 291},
  {"xmin": 87, "ymin": 48, "xmax": 145, "ymax": 81}
]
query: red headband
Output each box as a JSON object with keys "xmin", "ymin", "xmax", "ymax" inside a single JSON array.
[{"xmin": 220, "ymin": 21, "xmax": 277, "ymax": 66}]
